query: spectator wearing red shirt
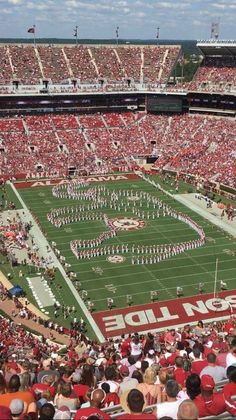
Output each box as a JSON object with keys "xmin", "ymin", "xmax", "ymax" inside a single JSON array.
[
  {"xmin": 74, "ymin": 388, "xmax": 111, "ymax": 420},
  {"xmin": 166, "ymin": 348, "xmax": 180, "ymax": 366},
  {"xmin": 223, "ymin": 365, "xmax": 236, "ymax": 400},
  {"xmin": 31, "ymin": 374, "xmax": 56, "ymax": 400},
  {"xmin": 190, "ymin": 347, "xmax": 207, "ymax": 376},
  {"xmin": 101, "ymin": 382, "xmax": 120, "ymax": 408},
  {"xmin": 120, "ymin": 336, "xmax": 131, "ymax": 358},
  {"xmin": 214, "ymin": 341, "xmax": 228, "ymax": 368},
  {"xmin": 72, "ymin": 364, "xmax": 96, "ymax": 404},
  {"xmin": 174, "ymin": 356, "xmax": 190, "ymax": 388},
  {"xmin": 165, "ymin": 329, "xmax": 178, "ymax": 346},
  {"xmin": 224, "ymin": 318, "xmax": 235, "ymax": 335},
  {"xmin": 194, "ymin": 374, "xmax": 236, "ymax": 418}
]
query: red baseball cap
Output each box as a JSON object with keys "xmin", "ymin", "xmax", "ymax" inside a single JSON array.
[
  {"xmin": 119, "ymin": 365, "xmax": 129, "ymax": 376},
  {"xmin": 201, "ymin": 375, "xmax": 215, "ymax": 391}
]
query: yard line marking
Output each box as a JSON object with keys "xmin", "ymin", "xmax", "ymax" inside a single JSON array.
[
  {"xmin": 77, "ymin": 266, "xmax": 236, "ymax": 284},
  {"xmin": 69, "ymin": 256, "xmax": 236, "ymax": 274},
  {"xmin": 91, "ymin": 276, "xmax": 236, "ymax": 302}
]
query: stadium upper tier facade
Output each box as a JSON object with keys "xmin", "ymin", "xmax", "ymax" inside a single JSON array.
[
  {"xmin": 0, "ymin": 44, "xmax": 181, "ymax": 92},
  {"xmin": 0, "ymin": 41, "xmax": 235, "ymax": 94}
]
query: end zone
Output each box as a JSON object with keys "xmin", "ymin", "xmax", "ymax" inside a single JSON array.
[
  {"xmin": 13, "ymin": 173, "xmax": 141, "ymax": 189},
  {"xmin": 92, "ymin": 290, "xmax": 236, "ymax": 338}
]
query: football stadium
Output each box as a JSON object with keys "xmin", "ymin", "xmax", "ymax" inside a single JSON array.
[{"xmin": 0, "ymin": 29, "xmax": 236, "ymax": 419}]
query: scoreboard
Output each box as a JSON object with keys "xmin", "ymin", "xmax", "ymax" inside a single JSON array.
[{"xmin": 147, "ymin": 95, "xmax": 183, "ymax": 112}]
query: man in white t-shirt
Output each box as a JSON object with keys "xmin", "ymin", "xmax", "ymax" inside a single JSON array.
[{"xmin": 154, "ymin": 379, "xmax": 186, "ymax": 419}]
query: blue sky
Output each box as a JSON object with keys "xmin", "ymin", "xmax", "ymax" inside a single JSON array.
[{"xmin": 0, "ymin": 0, "xmax": 235, "ymax": 39}]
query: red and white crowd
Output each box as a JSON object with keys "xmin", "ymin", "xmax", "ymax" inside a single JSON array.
[
  {"xmin": 0, "ymin": 315, "xmax": 235, "ymax": 419},
  {"xmin": 0, "ymin": 112, "xmax": 235, "ymax": 188},
  {"xmin": 0, "ymin": 45, "xmax": 180, "ymax": 86},
  {"xmin": 189, "ymin": 56, "xmax": 236, "ymax": 92}
]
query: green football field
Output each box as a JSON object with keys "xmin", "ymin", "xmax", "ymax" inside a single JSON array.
[{"xmin": 15, "ymin": 176, "xmax": 236, "ymax": 323}]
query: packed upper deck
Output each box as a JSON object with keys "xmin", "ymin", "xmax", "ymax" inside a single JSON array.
[{"xmin": 0, "ymin": 44, "xmax": 180, "ymax": 87}]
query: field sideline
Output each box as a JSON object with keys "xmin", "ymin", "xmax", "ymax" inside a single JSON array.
[{"xmin": 11, "ymin": 174, "xmax": 236, "ymax": 338}]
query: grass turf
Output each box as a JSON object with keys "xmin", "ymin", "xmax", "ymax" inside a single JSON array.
[{"xmin": 15, "ymin": 177, "xmax": 236, "ymax": 322}]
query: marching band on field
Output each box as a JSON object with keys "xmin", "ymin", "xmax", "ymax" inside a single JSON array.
[{"xmin": 48, "ymin": 181, "xmax": 205, "ymax": 264}]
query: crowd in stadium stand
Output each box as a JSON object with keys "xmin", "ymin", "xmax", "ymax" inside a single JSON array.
[
  {"xmin": 189, "ymin": 56, "xmax": 236, "ymax": 92},
  {"xmin": 0, "ymin": 112, "xmax": 235, "ymax": 188},
  {"xmin": 0, "ymin": 314, "xmax": 235, "ymax": 419},
  {"xmin": 0, "ymin": 45, "xmax": 180, "ymax": 88},
  {"xmin": 1, "ymin": 44, "xmax": 236, "ymax": 95}
]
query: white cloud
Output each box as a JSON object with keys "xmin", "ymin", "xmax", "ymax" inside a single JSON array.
[
  {"xmin": 7, "ymin": 0, "xmax": 22, "ymax": 3},
  {"xmin": 0, "ymin": 0, "xmax": 234, "ymax": 39}
]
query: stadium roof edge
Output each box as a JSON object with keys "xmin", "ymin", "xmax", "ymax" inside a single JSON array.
[{"xmin": 197, "ymin": 40, "xmax": 236, "ymax": 56}]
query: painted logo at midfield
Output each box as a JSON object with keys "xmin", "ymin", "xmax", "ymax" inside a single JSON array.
[
  {"xmin": 109, "ymin": 217, "xmax": 145, "ymax": 231},
  {"xmin": 107, "ymin": 255, "xmax": 126, "ymax": 264}
]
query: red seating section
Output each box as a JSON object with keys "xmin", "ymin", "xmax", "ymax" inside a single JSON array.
[
  {"xmin": 0, "ymin": 45, "xmax": 180, "ymax": 86},
  {"xmin": 189, "ymin": 56, "xmax": 236, "ymax": 91},
  {"xmin": 0, "ymin": 112, "xmax": 235, "ymax": 188}
]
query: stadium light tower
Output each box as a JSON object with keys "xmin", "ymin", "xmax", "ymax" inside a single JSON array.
[
  {"xmin": 156, "ymin": 27, "xmax": 160, "ymax": 45},
  {"xmin": 74, "ymin": 25, "xmax": 79, "ymax": 45},
  {"xmin": 116, "ymin": 26, "xmax": 119, "ymax": 46},
  {"xmin": 211, "ymin": 21, "xmax": 219, "ymax": 40}
]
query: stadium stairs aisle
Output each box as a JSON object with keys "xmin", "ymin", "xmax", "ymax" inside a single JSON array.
[{"xmin": 0, "ymin": 272, "xmax": 70, "ymax": 345}]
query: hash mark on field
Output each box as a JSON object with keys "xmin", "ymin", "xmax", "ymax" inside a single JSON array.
[
  {"xmin": 105, "ymin": 284, "xmax": 117, "ymax": 294},
  {"xmin": 64, "ymin": 227, "xmax": 73, "ymax": 233},
  {"xmin": 92, "ymin": 266, "xmax": 104, "ymax": 275},
  {"xmin": 206, "ymin": 237, "xmax": 216, "ymax": 243}
]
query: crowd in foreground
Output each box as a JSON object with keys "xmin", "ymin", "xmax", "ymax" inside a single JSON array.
[{"xmin": 0, "ymin": 314, "xmax": 236, "ymax": 419}]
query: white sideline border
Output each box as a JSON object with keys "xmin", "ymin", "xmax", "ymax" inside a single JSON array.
[{"xmin": 9, "ymin": 181, "xmax": 105, "ymax": 343}]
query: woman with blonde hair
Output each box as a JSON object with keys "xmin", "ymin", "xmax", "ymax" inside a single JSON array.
[
  {"xmin": 54, "ymin": 382, "xmax": 80, "ymax": 411},
  {"xmin": 136, "ymin": 367, "xmax": 162, "ymax": 405},
  {"xmin": 158, "ymin": 367, "xmax": 176, "ymax": 402},
  {"xmin": 19, "ymin": 372, "xmax": 32, "ymax": 391}
]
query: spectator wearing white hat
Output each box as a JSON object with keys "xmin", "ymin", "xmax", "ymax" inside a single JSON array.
[{"xmin": 9, "ymin": 399, "xmax": 24, "ymax": 420}]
